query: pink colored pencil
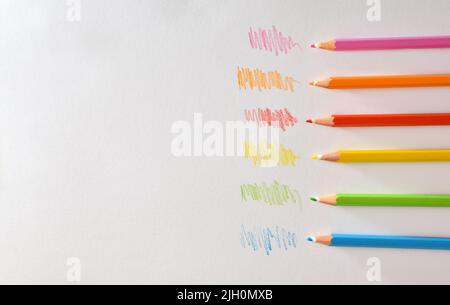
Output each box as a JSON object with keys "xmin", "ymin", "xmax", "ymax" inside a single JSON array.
[{"xmin": 311, "ymin": 35, "xmax": 450, "ymax": 51}]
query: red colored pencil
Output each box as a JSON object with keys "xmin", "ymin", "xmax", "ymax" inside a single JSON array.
[{"xmin": 306, "ymin": 113, "xmax": 450, "ymax": 127}]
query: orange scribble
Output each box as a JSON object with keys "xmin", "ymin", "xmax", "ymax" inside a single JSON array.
[{"xmin": 237, "ymin": 66, "xmax": 297, "ymax": 92}]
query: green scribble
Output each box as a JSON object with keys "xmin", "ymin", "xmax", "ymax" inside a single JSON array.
[{"xmin": 240, "ymin": 180, "xmax": 301, "ymax": 206}]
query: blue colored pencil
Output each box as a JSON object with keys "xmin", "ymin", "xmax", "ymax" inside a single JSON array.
[{"xmin": 307, "ymin": 234, "xmax": 450, "ymax": 251}]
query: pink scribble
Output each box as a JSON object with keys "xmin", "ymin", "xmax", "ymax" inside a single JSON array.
[
  {"xmin": 249, "ymin": 26, "xmax": 300, "ymax": 56},
  {"xmin": 244, "ymin": 108, "xmax": 298, "ymax": 131}
]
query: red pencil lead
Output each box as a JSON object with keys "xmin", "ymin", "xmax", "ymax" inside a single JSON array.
[{"xmin": 306, "ymin": 119, "xmax": 313, "ymax": 124}]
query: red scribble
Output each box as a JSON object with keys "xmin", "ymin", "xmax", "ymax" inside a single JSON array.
[
  {"xmin": 244, "ymin": 108, "xmax": 298, "ymax": 131},
  {"xmin": 249, "ymin": 26, "xmax": 300, "ymax": 56}
]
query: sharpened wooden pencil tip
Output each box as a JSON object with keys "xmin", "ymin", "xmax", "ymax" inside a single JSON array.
[
  {"xmin": 310, "ymin": 44, "xmax": 316, "ymax": 48},
  {"xmin": 310, "ymin": 196, "xmax": 318, "ymax": 202},
  {"xmin": 306, "ymin": 119, "xmax": 313, "ymax": 124}
]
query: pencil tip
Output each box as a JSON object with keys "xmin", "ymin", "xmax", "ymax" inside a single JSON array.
[
  {"xmin": 307, "ymin": 236, "xmax": 316, "ymax": 243},
  {"xmin": 310, "ymin": 44, "xmax": 316, "ymax": 48},
  {"xmin": 306, "ymin": 119, "xmax": 313, "ymax": 124},
  {"xmin": 312, "ymin": 155, "xmax": 320, "ymax": 160},
  {"xmin": 310, "ymin": 196, "xmax": 318, "ymax": 202}
]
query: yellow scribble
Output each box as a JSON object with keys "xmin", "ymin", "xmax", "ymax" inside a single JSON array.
[
  {"xmin": 241, "ymin": 181, "xmax": 301, "ymax": 206},
  {"xmin": 278, "ymin": 144, "xmax": 299, "ymax": 166},
  {"xmin": 243, "ymin": 141, "xmax": 299, "ymax": 167},
  {"xmin": 237, "ymin": 66, "xmax": 297, "ymax": 92}
]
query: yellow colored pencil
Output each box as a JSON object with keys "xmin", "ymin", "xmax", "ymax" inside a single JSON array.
[{"xmin": 312, "ymin": 149, "xmax": 450, "ymax": 163}]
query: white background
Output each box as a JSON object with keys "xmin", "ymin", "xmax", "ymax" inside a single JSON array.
[{"xmin": 1, "ymin": 0, "xmax": 450, "ymax": 284}]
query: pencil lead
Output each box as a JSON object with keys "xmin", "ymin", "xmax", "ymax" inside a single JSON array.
[
  {"xmin": 309, "ymin": 81, "xmax": 317, "ymax": 86},
  {"xmin": 312, "ymin": 155, "xmax": 321, "ymax": 160},
  {"xmin": 307, "ymin": 236, "xmax": 316, "ymax": 243},
  {"xmin": 310, "ymin": 43, "xmax": 316, "ymax": 48},
  {"xmin": 310, "ymin": 196, "xmax": 318, "ymax": 202},
  {"xmin": 306, "ymin": 119, "xmax": 313, "ymax": 124}
]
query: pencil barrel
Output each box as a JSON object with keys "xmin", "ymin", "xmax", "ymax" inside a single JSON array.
[
  {"xmin": 328, "ymin": 74, "xmax": 450, "ymax": 89},
  {"xmin": 332, "ymin": 234, "xmax": 450, "ymax": 250},
  {"xmin": 334, "ymin": 114, "xmax": 450, "ymax": 127},
  {"xmin": 339, "ymin": 149, "xmax": 450, "ymax": 162},
  {"xmin": 336, "ymin": 36, "xmax": 450, "ymax": 51},
  {"xmin": 337, "ymin": 194, "xmax": 450, "ymax": 207}
]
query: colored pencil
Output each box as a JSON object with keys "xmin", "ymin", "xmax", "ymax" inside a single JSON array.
[
  {"xmin": 306, "ymin": 113, "xmax": 450, "ymax": 127},
  {"xmin": 310, "ymin": 194, "xmax": 450, "ymax": 207},
  {"xmin": 311, "ymin": 35, "xmax": 450, "ymax": 51},
  {"xmin": 307, "ymin": 234, "xmax": 450, "ymax": 251},
  {"xmin": 309, "ymin": 74, "xmax": 450, "ymax": 89},
  {"xmin": 312, "ymin": 149, "xmax": 450, "ymax": 163}
]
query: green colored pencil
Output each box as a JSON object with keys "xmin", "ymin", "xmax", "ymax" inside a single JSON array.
[{"xmin": 310, "ymin": 194, "xmax": 450, "ymax": 207}]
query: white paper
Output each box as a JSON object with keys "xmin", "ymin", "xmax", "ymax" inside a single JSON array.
[{"xmin": 1, "ymin": 0, "xmax": 450, "ymax": 284}]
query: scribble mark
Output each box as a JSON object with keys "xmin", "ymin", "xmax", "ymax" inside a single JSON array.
[
  {"xmin": 237, "ymin": 67, "xmax": 297, "ymax": 92},
  {"xmin": 243, "ymin": 142, "xmax": 299, "ymax": 167},
  {"xmin": 240, "ymin": 181, "xmax": 301, "ymax": 207},
  {"xmin": 240, "ymin": 225, "xmax": 297, "ymax": 256},
  {"xmin": 245, "ymin": 108, "xmax": 298, "ymax": 131},
  {"xmin": 249, "ymin": 26, "xmax": 300, "ymax": 56},
  {"xmin": 278, "ymin": 144, "xmax": 299, "ymax": 166}
]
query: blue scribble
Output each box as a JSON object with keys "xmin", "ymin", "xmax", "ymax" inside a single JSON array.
[{"xmin": 240, "ymin": 225, "xmax": 297, "ymax": 255}]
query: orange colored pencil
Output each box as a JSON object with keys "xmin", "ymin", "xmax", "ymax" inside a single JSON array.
[
  {"xmin": 306, "ymin": 113, "xmax": 450, "ymax": 127},
  {"xmin": 310, "ymin": 74, "xmax": 450, "ymax": 89}
]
